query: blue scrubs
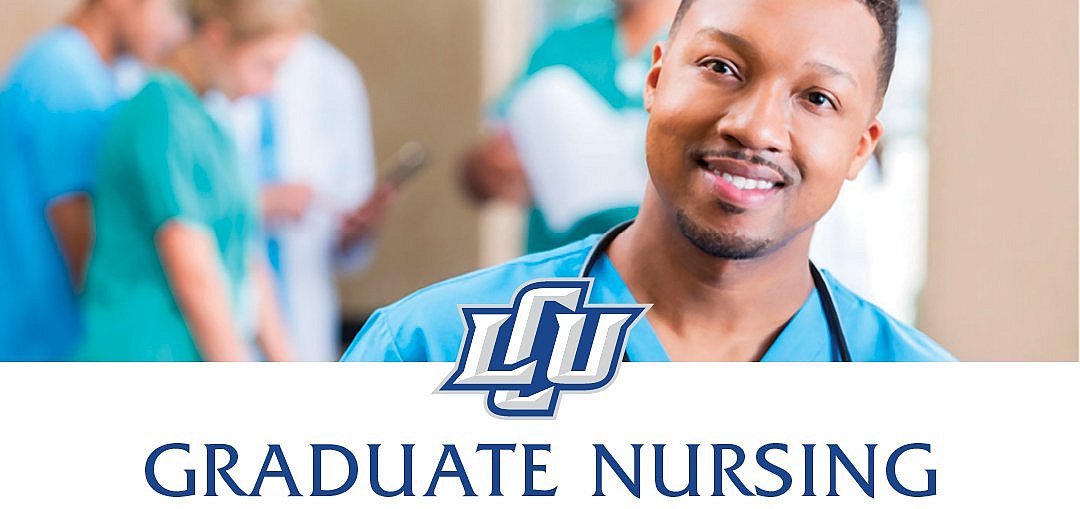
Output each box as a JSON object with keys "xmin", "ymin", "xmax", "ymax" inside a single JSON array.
[
  {"xmin": 0, "ymin": 27, "xmax": 119, "ymax": 360},
  {"xmin": 342, "ymin": 236, "xmax": 956, "ymax": 362}
]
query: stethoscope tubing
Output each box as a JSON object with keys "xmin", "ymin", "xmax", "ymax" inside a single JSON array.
[{"xmin": 578, "ymin": 221, "xmax": 852, "ymax": 362}]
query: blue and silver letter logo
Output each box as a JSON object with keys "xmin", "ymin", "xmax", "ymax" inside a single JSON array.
[{"xmin": 438, "ymin": 279, "xmax": 649, "ymax": 419}]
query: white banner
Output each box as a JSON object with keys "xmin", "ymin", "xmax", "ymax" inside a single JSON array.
[{"xmin": 0, "ymin": 363, "xmax": 1077, "ymax": 507}]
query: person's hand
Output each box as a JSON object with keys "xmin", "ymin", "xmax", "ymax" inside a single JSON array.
[
  {"xmin": 262, "ymin": 182, "xmax": 315, "ymax": 223},
  {"xmin": 460, "ymin": 131, "xmax": 531, "ymax": 206},
  {"xmin": 338, "ymin": 184, "xmax": 397, "ymax": 251}
]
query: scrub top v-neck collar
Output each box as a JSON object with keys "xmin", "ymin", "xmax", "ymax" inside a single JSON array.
[{"xmin": 587, "ymin": 252, "xmax": 834, "ymax": 362}]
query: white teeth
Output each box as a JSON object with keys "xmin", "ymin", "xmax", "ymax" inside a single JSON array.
[{"xmin": 721, "ymin": 172, "xmax": 776, "ymax": 191}]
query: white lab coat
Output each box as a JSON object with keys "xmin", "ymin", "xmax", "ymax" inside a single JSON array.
[{"xmin": 227, "ymin": 35, "xmax": 377, "ymax": 361}]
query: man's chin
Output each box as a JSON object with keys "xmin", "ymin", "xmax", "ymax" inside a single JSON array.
[{"xmin": 674, "ymin": 209, "xmax": 773, "ymax": 260}]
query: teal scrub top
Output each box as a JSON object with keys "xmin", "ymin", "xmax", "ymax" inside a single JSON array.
[
  {"xmin": 342, "ymin": 235, "xmax": 956, "ymax": 362},
  {"xmin": 0, "ymin": 27, "xmax": 119, "ymax": 360},
  {"xmin": 497, "ymin": 14, "xmax": 660, "ymax": 253},
  {"xmin": 77, "ymin": 72, "xmax": 260, "ymax": 361}
]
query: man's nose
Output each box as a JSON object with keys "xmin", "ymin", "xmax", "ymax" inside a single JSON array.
[{"xmin": 714, "ymin": 83, "xmax": 792, "ymax": 154}]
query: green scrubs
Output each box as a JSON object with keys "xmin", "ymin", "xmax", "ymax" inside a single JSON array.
[
  {"xmin": 78, "ymin": 72, "xmax": 259, "ymax": 361},
  {"xmin": 498, "ymin": 14, "xmax": 661, "ymax": 253}
]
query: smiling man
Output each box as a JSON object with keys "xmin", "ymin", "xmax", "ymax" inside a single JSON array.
[{"xmin": 343, "ymin": 0, "xmax": 954, "ymax": 362}]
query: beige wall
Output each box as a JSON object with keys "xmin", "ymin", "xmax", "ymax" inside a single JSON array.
[
  {"xmin": 920, "ymin": 0, "xmax": 1079, "ymax": 360},
  {"xmin": 0, "ymin": 1, "xmax": 76, "ymax": 67},
  {"xmin": 318, "ymin": 0, "xmax": 485, "ymax": 316}
]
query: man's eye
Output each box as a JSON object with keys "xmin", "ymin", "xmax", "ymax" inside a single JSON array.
[
  {"xmin": 704, "ymin": 60, "xmax": 737, "ymax": 76},
  {"xmin": 807, "ymin": 91, "xmax": 837, "ymax": 109}
]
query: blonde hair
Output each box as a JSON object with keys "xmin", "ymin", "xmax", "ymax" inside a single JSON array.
[{"xmin": 186, "ymin": 0, "xmax": 316, "ymax": 41}]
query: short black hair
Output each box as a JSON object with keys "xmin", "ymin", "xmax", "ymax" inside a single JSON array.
[{"xmin": 669, "ymin": 0, "xmax": 900, "ymax": 99}]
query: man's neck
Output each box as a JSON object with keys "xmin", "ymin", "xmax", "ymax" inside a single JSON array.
[
  {"xmin": 67, "ymin": 3, "xmax": 118, "ymax": 64},
  {"xmin": 617, "ymin": 0, "xmax": 680, "ymax": 56},
  {"xmin": 607, "ymin": 192, "xmax": 816, "ymax": 361},
  {"xmin": 164, "ymin": 43, "xmax": 213, "ymax": 97}
]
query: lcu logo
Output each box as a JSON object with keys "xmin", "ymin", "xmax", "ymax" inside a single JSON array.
[{"xmin": 439, "ymin": 279, "xmax": 649, "ymax": 419}]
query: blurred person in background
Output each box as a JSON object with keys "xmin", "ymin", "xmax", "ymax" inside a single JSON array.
[
  {"xmin": 216, "ymin": 33, "xmax": 395, "ymax": 361},
  {"xmin": 462, "ymin": 0, "xmax": 680, "ymax": 254},
  {"xmin": 76, "ymin": 0, "xmax": 314, "ymax": 361},
  {"xmin": 0, "ymin": 0, "xmax": 186, "ymax": 361}
]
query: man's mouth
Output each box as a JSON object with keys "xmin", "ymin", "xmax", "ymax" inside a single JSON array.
[
  {"xmin": 697, "ymin": 156, "xmax": 788, "ymax": 189},
  {"xmin": 715, "ymin": 171, "xmax": 779, "ymax": 191},
  {"xmin": 696, "ymin": 157, "xmax": 788, "ymax": 210}
]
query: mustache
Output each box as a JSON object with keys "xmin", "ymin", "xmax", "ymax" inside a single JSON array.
[{"xmin": 690, "ymin": 148, "xmax": 795, "ymax": 182}]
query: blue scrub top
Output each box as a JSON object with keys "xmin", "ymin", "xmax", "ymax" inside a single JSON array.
[
  {"xmin": 343, "ymin": 236, "xmax": 956, "ymax": 362},
  {"xmin": 0, "ymin": 27, "xmax": 119, "ymax": 360}
]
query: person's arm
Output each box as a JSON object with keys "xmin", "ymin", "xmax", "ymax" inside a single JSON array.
[
  {"xmin": 46, "ymin": 194, "xmax": 93, "ymax": 290},
  {"xmin": 460, "ymin": 131, "xmax": 531, "ymax": 206},
  {"xmin": 252, "ymin": 259, "xmax": 294, "ymax": 362},
  {"xmin": 156, "ymin": 221, "xmax": 248, "ymax": 362},
  {"xmin": 262, "ymin": 182, "xmax": 314, "ymax": 224},
  {"xmin": 337, "ymin": 183, "xmax": 396, "ymax": 254},
  {"xmin": 36, "ymin": 99, "xmax": 109, "ymax": 290}
]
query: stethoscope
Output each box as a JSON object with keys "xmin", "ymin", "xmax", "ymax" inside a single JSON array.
[{"xmin": 578, "ymin": 221, "xmax": 852, "ymax": 362}]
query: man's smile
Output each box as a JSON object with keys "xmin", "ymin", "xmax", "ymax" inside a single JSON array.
[{"xmin": 696, "ymin": 156, "xmax": 789, "ymax": 211}]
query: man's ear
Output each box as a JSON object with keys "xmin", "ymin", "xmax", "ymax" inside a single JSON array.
[
  {"xmin": 847, "ymin": 119, "xmax": 884, "ymax": 181},
  {"xmin": 644, "ymin": 41, "xmax": 665, "ymax": 113}
]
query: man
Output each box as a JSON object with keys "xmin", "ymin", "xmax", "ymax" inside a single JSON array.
[
  {"xmin": 463, "ymin": 0, "xmax": 679, "ymax": 253},
  {"xmin": 344, "ymin": 0, "xmax": 953, "ymax": 362},
  {"xmin": 0, "ymin": 0, "xmax": 185, "ymax": 360},
  {"xmin": 219, "ymin": 33, "xmax": 394, "ymax": 361}
]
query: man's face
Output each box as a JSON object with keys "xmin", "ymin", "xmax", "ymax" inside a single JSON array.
[
  {"xmin": 644, "ymin": 0, "xmax": 884, "ymax": 259},
  {"xmin": 216, "ymin": 31, "xmax": 301, "ymax": 100},
  {"xmin": 112, "ymin": 0, "xmax": 188, "ymax": 64}
]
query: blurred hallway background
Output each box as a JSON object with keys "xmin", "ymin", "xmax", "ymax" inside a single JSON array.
[{"xmin": 2, "ymin": 0, "xmax": 1076, "ymax": 361}]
